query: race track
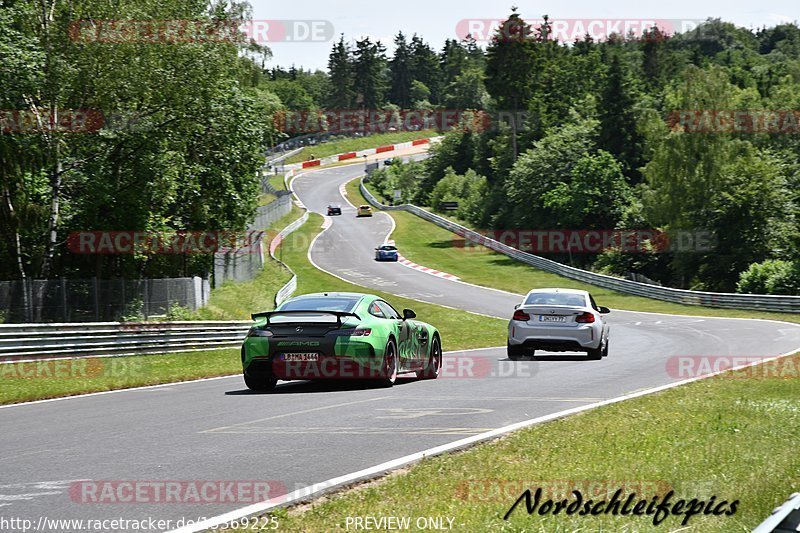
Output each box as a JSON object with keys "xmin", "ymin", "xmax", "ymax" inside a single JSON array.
[{"xmin": 2, "ymin": 162, "xmax": 799, "ymax": 531}]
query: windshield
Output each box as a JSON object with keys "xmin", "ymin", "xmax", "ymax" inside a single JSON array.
[
  {"xmin": 279, "ymin": 296, "xmax": 359, "ymax": 313},
  {"xmin": 524, "ymin": 292, "xmax": 587, "ymax": 307}
]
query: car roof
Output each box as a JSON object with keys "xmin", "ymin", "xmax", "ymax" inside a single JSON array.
[
  {"xmin": 328, "ymin": 203, "xmax": 340, "ymax": 207},
  {"xmin": 526, "ymin": 288, "xmax": 589, "ymax": 296},
  {"xmin": 289, "ymin": 292, "xmax": 378, "ymax": 301}
]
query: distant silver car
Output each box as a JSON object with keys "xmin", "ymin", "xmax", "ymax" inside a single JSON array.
[{"xmin": 507, "ymin": 288, "xmax": 610, "ymax": 360}]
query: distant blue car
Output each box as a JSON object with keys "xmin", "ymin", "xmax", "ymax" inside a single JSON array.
[{"xmin": 375, "ymin": 244, "xmax": 399, "ymax": 261}]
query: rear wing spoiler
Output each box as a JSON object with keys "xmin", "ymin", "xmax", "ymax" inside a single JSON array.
[{"xmin": 251, "ymin": 310, "xmax": 361, "ymax": 326}]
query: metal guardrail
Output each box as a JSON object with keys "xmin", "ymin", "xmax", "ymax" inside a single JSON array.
[
  {"xmin": 753, "ymin": 493, "xmax": 800, "ymax": 532},
  {"xmin": 360, "ymin": 179, "xmax": 800, "ymax": 313},
  {"xmin": 0, "ymin": 321, "xmax": 250, "ymax": 362},
  {"xmin": 271, "ymin": 211, "xmax": 309, "ymax": 306},
  {"xmin": 0, "ymin": 209, "xmax": 312, "ymax": 362}
]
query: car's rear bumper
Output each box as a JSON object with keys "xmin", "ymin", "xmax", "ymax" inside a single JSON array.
[
  {"xmin": 243, "ymin": 337, "xmax": 385, "ymax": 380},
  {"xmin": 508, "ymin": 323, "xmax": 600, "ymax": 350}
]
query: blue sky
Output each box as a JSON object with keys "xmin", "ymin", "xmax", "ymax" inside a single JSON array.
[{"xmin": 250, "ymin": 0, "xmax": 798, "ymax": 71}]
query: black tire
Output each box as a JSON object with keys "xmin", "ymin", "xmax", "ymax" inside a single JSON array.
[
  {"xmin": 243, "ymin": 370, "xmax": 277, "ymax": 392},
  {"xmin": 507, "ymin": 342, "xmax": 531, "ymax": 361},
  {"xmin": 602, "ymin": 338, "xmax": 609, "ymax": 358},
  {"xmin": 380, "ymin": 339, "xmax": 398, "ymax": 387},
  {"xmin": 587, "ymin": 337, "xmax": 605, "ymax": 360},
  {"xmin": 417, "ymin": 335, "xmax": 441, "ymax": 379}
]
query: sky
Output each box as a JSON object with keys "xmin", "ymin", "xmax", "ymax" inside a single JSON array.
[{"xmin": 248, "ymin": 0, "xmax": 798, "ymax": 71}]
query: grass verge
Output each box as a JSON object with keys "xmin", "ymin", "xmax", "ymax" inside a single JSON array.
[
  {"xmin": 350, "ymin": 178, "xmax": 800, "ymax": 324},
  {"xmin": 285, "ymin": 130, "xmax": 438, "ymax": 164},
  {"xmin": 259, "ymin": 353, "xmax": 800, "ymax": 531}
]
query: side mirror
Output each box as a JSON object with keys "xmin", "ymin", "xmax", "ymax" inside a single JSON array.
[
  {"xmin": 403, "ymin": 309, "xmax": 416, "ymax": 320},
  {"xmin": 598, "ymin": 306, "xmax": 611, "ymax": 314}
]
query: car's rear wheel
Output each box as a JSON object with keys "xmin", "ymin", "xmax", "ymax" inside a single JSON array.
[
  {"xmin": 418, "ymin": 336, "xmax": 441, "ymax": 379},
  {"xmin": 380, "ymin": 339, "xmax": 398, "ymax": 387},
  {"xmin": 507, "ymin": 342, "xmax": 531, "ymax": 361},
  {"xmin": 587, "ymin": 337, "xmax": 605, "ymax": 360},
  {"xmin": 602, "ymin": 338, "xmax": 609, "ymax": 358},
  {"xmin": 243, "ymin": 369, "xmax": 277, "ymax": 392}
]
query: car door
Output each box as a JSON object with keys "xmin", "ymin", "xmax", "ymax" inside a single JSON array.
[
  {"xmin": 375, "ymin": 301, "xmax": 409, "ymax": 370},
  {"xmin": 377, "ymin": 300, "xmax": 423, "ymax": 370},
  {"xmin": 588, "ymin": 294, "xmax": 609, "ymax": 341}
]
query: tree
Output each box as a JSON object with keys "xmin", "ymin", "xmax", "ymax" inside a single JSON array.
[
  {"xmin": 353, "ymin": 37, "xmax": 388, "ymax": 109},
  {"xmin": 409, "ymin": 35, "xmax": 442, "ymax": 105},
  {"xmin": 443, "ymin": 69, "xmax": 489, "ymax": 109},
  {"xmin": 598, "ymin": 52, "xmax": 644, "ymax": 182},
  {"xmin": 327, "ymin": 35, "xmax": 354, "ymax": 108},
  {"xmin": 484, "ymin": 10, "xmax": 538, "ymax": 159},
  {"xmin": 389, "ymin": 32, "xmax": 413, "ymax": 107},
  {"xmin": 504, "ymin": 118, "xmax": 598, "ymax": 228},
  {"xmin": 541, "ymin": 151, "xmax": 632, "ymax": 229}
]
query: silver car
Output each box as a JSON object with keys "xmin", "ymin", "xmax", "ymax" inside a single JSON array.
[{"xmin": 507, "ymin": 288, "xmax": 610, "ymax": 360}]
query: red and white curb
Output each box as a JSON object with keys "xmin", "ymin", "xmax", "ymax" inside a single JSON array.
[
  {"xmin": 288, "ymin": 137, "xmax": 443, "ymax": 171},
  {"xmin": 397, "ymin": 256, "xmax": 460, "ymax": 280},
  {"xmin": 382, "ymin": 239, "xmax": 460, "ymax": 281}
]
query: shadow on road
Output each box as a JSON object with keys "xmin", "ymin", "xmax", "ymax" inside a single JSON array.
[{"xmin": 225, "ymin": 377, "xmax": 419, "ymax": 395}]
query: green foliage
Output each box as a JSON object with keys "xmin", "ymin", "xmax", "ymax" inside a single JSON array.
[
  {"xmin": 429, "ymin": 169, "xmax": 489, "ymax": 226},
  {"xmin": 541, "ymin": 151, "xmax": 633, "ymax": 229},
  {"xmin": 504, "ymin": 118, "xmax": 599, "ymax": 228},
  {"xmin": 0, "ymin": 0, "xmax": 270, "ymax": 281},
  {"xmin": 165, "ymin": 303, "xmax": 195, "ymax": 321},
  {"xmin": 737, "ymin": 260, "xmax": 800, "ymax": 295}
]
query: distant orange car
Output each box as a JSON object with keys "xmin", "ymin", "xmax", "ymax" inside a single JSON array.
[{"xmin": 356, "ymin": 205, "xmax": 373, "ymax": 217}]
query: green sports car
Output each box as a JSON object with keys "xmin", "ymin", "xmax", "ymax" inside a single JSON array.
[{"xmin": 241, "ymin": 292, "xmax": 443, "ymax": 391}]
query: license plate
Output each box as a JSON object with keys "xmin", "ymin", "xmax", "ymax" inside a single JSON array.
[
  {"xmin": 538, "ymin": 315, "xmax": 566, "ymax": 323},
  {"xmin": 282, "ymin": 353, "xmax": 319, "ymax": 362}
]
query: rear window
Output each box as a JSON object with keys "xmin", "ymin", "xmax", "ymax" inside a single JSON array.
[
  {"xmin": 379, "ymin": 245, "xmax": 397, "ymax": 251},
  {"xmin": 524, "ymin": 292, "xmax": 587, "ymax": 307},
  {"xmin": 279, "ymin": 296, "xmax": 359, "ymax": 313}
]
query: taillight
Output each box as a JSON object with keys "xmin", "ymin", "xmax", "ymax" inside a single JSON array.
[
  {"xmin": 247, "ymin": 326, "xmax": 273, "ymax": 338},
  {"xmin": 351, "ymin": 328, "xmax": 372, "ymax": 337},
  {"xmin": 512, "ymin": 310, "xmax": 530, "ymax": 321},
  {"xmin": 575, "ymin": 312, "xmax": 595, "ymax": 323}
]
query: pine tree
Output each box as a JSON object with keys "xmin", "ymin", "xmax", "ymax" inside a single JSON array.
[
  {"xmin": 389, "ymin": 32, "xmax": 413, "ymax": 107},
  {"xmin": 327, "ymin": 35, "xmax": 354, "ymax": 108},
  {"xmin": 353, "ymin": 37, "xmax": 388, "ymax": 109},
  {"xmin": 598, "ymin": 52, "xmax": 643, "ymax": 182}
]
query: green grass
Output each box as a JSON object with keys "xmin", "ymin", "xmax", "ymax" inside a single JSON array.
[
  {"xmin": 280, "ymin": 213, "xmax": 506, "ymax": 351},
  {"xmin": 0, "ymin": 348, "xmax": 241, "ymax": 405},
  {"xmin": 267, "ymin": 173, "xmax": 288, "ymax": 192},
  {"xmin": 351, "ymin": 179, "xmax": 800, "ymax": 324},
  {"xmin": 258, "ymin": 192, "xmax": 277, "ymax": 206},
  {"xmin": 258, "ymin": 353, "xmax": 800, "ymax": 531},
  {"xmin": 285, "ymin": 130, "xmax": 438, "ymax": 164}
]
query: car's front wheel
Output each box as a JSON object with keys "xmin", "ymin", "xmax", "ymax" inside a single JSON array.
[
  {"xmin": 380, "ymin": 339, "xmax": 398, "ymax": 387},
  {"xmin": 418, "ymin": 335, "xmax": 441, "ymax": 379}
]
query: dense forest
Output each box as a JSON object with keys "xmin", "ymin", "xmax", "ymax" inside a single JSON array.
[{"xmin": 1, "ymin": 2, "xmax": 798, "ymax": 294}]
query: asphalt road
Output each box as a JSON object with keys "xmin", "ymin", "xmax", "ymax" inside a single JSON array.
[{"xmin": 1, "ymin": 162, "xmax": 799, "ymax": 531}]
